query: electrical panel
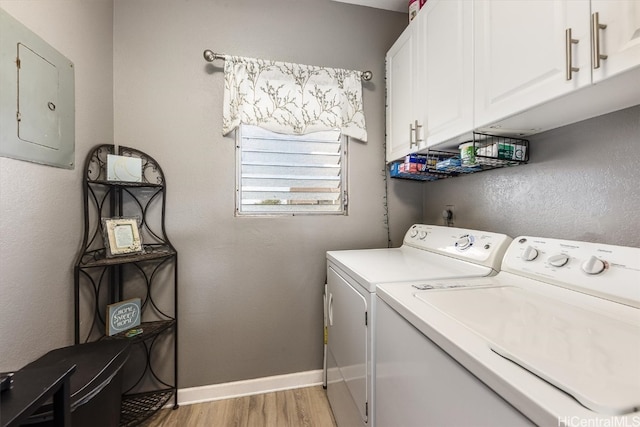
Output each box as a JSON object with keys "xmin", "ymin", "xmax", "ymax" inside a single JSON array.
[{"xmin": 0, "ymin": 8, "xmax": 75, "ymax": 169}]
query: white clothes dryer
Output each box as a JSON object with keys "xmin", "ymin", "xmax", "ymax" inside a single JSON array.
[
  {"xmin": 375, "ymin": 236, "xmax": 640, "ymax": 427},
  {"xmin": 324, "ymin": 224, "xmax": 512, "ymax": 427}
]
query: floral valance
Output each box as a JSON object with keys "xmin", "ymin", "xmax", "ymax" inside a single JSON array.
[{"xmin": 222, "ymin": 55, "xmax": 367, "ymax": 142}]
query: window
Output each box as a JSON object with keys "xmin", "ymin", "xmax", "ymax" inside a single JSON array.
[{"xmin": 236, "ymin": 125, "xmax": 348, "ymax": 215}]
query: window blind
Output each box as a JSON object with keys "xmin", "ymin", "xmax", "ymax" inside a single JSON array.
[{"xmin": 237, "ymin": 125, "xmax": 347, "ymax": 215}]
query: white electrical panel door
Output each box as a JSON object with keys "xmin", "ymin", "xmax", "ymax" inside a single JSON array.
[
  {"xmin": 17, "ymin": 43, "xmax": 61, "ymax": 150},
  {"xmin": 0, "ymin": 8, "xmax": 74, "ymax": 169}
]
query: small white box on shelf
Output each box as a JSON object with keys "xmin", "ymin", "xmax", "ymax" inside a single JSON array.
[{"xmin": 107, "ymin": 154, "xmax": 142, "ymax": 182}]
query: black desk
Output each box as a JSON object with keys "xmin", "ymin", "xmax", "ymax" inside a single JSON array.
[{"xmin": 0, "ymin": 363, "xmax": 76, "ymax": 427}]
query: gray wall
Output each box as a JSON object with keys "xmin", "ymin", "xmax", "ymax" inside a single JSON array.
[
  {"xmin": 422, "ymin": 105, "xmax": 640, "ymax": 247},
  {"xmin": 0, "ymin": 1, "xmax": 114, "ymax": 371},
  {"xmin": 0, "ymin": 0, "xmax": 420, "ymax": 386},
  {"xmin": 112, "ymin": 0, "xmax": 412, "ymax": 387}
]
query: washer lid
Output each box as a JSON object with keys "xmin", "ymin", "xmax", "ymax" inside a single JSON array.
[
  {"xmin": 415, "ymin": 286, "xmax": 640, "ymax": 415},
  {"xmin": 327, "ymin": 247, "xmax": 493, "ymax": 292}
]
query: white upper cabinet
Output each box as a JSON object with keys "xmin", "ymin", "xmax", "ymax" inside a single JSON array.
[
  {"xmin": 385, "ymin": 0, "xmax": 640, "ymax": 163},
  {"xmin": 386, "ymin": 21, "xmax": 423, "ymax": 162},
  {"xmin": 474, "ymin": 0, "xmax": 640, "ymax": 135},
  {"xmin": 474, "ymin": 0, "xmax": 591, "ymax": 130},
  {"xmin": 386, "ymin": 0, "xmax": 472, "ymax": 162},
  {"xmin": 421, "ymin": 0, "xmax": 473, "ymax": 148},
  {"xmin": 591, "ymin": 1, "xmax": 640, "ymax": 83}
]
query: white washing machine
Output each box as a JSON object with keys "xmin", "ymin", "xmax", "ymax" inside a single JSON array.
[
  {"xmin": 376, "ymin": 236, "xmax": 640, "ymax": 426},
  {"xmin": 324, "ymin": 224, "xmax": 512, "ymax": 427}
]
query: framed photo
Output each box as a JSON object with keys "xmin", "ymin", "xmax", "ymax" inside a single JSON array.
[{"xmin": 103, "ymin": 217, "xmax": 143, "ymax": 257}]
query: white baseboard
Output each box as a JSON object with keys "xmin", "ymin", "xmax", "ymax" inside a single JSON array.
[{"xmin": 176, "ymin": 369, "xmax": 324, "ymax": 406}]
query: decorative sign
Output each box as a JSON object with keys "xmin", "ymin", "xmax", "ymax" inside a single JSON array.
[
  {"xmin": 107, "ymin": 298, "xmax": 141, "ymax": 336},
  {"xmin": 107, "ymin": 154, "xmax": 142, "ymax": 182}
]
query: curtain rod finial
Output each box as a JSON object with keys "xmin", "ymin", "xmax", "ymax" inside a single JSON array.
[{"xmin": 203, "ymin": 49, "xmax": 216, "ymax": 62}]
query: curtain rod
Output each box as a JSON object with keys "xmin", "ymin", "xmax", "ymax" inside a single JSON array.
[{"xmin": 203, "ymin": 49, "xmax": 373, "ymax": 81}]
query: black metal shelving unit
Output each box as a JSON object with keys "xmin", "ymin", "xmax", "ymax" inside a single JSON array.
[
  {"xmin": 389, "ymin": 132, "xmax": 530, "ymax": 181},
  {"xmin": 74, "ymin": 144, "xmax": 178, "ymax": 426}
]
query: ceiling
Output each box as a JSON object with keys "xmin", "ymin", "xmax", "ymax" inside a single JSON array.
[{"xmin": 331, "ymin": 0, "xmax": 408, "ymax": 14}]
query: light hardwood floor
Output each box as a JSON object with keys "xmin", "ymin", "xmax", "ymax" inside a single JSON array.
[{"xmin": 142, "ymin": 386, "xmax": 337, "ymax": 427}]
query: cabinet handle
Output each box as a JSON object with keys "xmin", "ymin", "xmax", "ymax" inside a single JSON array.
[
  {"xmin": 409, "ymin": 123, "xmax": 416, "ymax": 148},
  {"xmin": 410, "ymin": 120, "xmax": 422, "ymax": 148},
  {"xmin": 409, "ymin": 122, "xmax": 417, "ymax": 148},
  {"xmin": 415, "ymin": 120, "xmax": 423, "ymax": 144},
  {"xmin": 565, "ymin": 28, "xmax": 580, "ymax": 80},
  {"xmin": 591, "ymin": 12, "xmax": 608, "ymax": 69}
]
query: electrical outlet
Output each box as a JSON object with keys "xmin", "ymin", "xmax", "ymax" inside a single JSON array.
[{"xmin": 443, "ymin": 205, "xmax": 455, "ymax": 226}]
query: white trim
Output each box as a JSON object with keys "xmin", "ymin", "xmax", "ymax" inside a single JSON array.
[{"xmin": 175, "ymin": 369, "xmax": 324, "ymax": 406}]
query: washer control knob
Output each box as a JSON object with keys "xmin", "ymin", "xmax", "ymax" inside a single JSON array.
[
  {"xmin": 522, "ymin": 246, "xmax": 539, "ymax": 261},
  {"xmin": 418, "ymin": 231, "xmax": 428, "ymax": 240},
  {"xmin": 410, "ymin": 229, "xmax": 418, "ymax": 238},
  {"xmin": 548, "ymin": 254, "xmax": 569, "ymax": 267},
  {"xmin": 582, "ymin": 256, "xmax": 606, "ymax": 275},
  {"xmin": 455, "ymin": 235, "xmax": 473, "ymax": 250}
]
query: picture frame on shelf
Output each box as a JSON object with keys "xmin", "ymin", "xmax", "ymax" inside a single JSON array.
[{"xmin": 102, "ymin": 217, "xmax": 143, "ymax": 257}]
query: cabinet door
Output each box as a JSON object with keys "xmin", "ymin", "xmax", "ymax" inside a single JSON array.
[
  {"xmin": 591, "ymin": 1, "xmax": 640, "ymax": 83},
  {"xmin": 386, "ymin": 23, "xmax": 419, "ymax": 162},
  {"xmin": 474, "ymin": 0, "xmax": 590, "ymax": 129},
  {"xmin": 421, "ymin": 0, "xmax": 473, "ymax": 147}
]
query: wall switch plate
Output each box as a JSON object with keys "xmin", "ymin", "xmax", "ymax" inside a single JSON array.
[{"xmin": 0, "ymin": 8, "xmax": 75, "ymax": 169}]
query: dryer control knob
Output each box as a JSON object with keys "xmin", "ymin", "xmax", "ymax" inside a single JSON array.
[
  {"xmin": 410, "ymin": 229, "xmax": 418, "ymax": 238},
  {"xmin": 548, "ymin": 254, "xmax": 569, "ymax": 267},
  {"xmin": 455, "ymin": 235, "xmax": 472, "ymax": 250},
  {"xmin": 582, "ymin": 256, "xmax": 606, "ymax": 275},
  {"xmin": 522, "ymin": 246, "xmax": 539, "ymax": 261},
  {"xmin": 418, "ymin": 231, "xmax": 428, "ymax": 240}
]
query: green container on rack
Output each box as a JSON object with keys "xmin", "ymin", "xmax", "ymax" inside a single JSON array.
[{"xmin": 459, "ymin": 142, "xmax": 476, "ymax": 166}]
